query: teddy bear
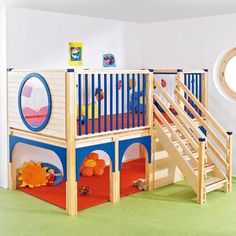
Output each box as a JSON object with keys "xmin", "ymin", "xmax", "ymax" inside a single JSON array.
[{"xmin": 133, "ymin": 178, "xmax": 148, "ymax": 191}]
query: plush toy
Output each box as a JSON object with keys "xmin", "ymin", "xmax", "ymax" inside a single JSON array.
[
  {"xmin": 79, "ymin": 186, "xmax": 91, "ymax": 196},
  {"xmin": 133, "ymin": 178, "xmax": 148, "ymax": 191},
  {"xmin": 77, "ymin": 103, "xmax": 98, "ymax": 120},
  {"xmin": 18, "ymin": 161, "xmax": 48, "ymax": 188},
  {"xmin": 80, "ymin": 153, "xmax": 106, "ymax": 177},
  {"xmin": 117, "ymin": 80, "xmax": 122, "ymax": 90},
  {"xmin": 129, "ymin": 91, "xmax": 145, "ymax": 113},
  {"xmin": 95, "ymin": 88, "xmax": 104, "ymax": 101},
  {"xmin": 161, "ymin": 79, "xmax": 167, "ymax": 88},
  {"xmin": 169, "ymin": 105, "xmax": 177, "ymax": 115},
  {"xmin": 129, "ymin": 79, "xmax": 136, "ymax": 89}
]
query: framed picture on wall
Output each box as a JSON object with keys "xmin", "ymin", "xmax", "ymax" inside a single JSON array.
[{"xmin": 68, "ymin": 42, "xmax": 83, "ymax": 66}]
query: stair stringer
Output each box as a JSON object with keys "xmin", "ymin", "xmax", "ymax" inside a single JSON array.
[{"xmin": 154, "ymin": 123, "xmax": 198, "ymax": 193}]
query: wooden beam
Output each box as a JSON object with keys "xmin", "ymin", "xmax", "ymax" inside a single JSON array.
[
  {"xmin": 197, "ymin": 138, "xmax": 206, "ymax": 204},
  {"xmin": 65, "ymin": 71, "xmax": 77, "ymax": 216}
]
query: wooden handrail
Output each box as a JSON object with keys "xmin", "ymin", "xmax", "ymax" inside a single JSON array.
[
  {"xmin": 153, "ymin": 93, "xmax": 198, "ymax": 151},
  {"xmin": 153, "ymin": 105, "xmax": 198, "ymax": 165},
  {"xmin": 175, "ymin": 89, "xmax": 228, "ymax": 155},
  {"xmin": 176, "ymin": 78, "xmax": 228, "ymax": 141},
  {"xmin": 154, "ymin": 80, "xmax": 205, "ymax": 140}
]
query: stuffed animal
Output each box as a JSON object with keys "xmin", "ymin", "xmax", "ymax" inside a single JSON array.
[
  {"xmin": 133, "ymin": 178, "xmax": 148, "ymax": 191},
  {"xmin": 79, "ymin": 186, "xmax": 91, "ymax": 196},
  {"xmin": 129, "ymin": 91, "xmax": 145, "ymax": 113},
  {"xmin": 80, "ymin": 152, "xmax": 106, "ymax": 177}
]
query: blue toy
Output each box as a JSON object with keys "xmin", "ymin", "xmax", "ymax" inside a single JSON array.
[{"xmin": 129, "ymin": 91, "xmax": 145, "ymax": 113}]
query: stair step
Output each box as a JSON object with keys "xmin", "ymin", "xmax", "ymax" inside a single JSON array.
[
  {"xmin": 191, "ymin": 162, "xmax": 215, "ymax": 173},
  {"xmin": 205, "ymin": 177, "xmax": 227, "ymax": 193}
]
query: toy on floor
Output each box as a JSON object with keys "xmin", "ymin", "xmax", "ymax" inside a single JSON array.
[
  {"xmin": 79, "ymin": 186, "xmax": 91, "ymax": 196},
  {"xmin": 129, "ymin": 91, "xmax": 145, "ymax": 113},
  {"xmin": 80, "ymin": 152, "xmax": 106, "ymax": 177},
  {"xmin": 18, "ymin": 161, "xmax": 48, "ymax": 188},
  {"xmin": 41, "ymin": 162, "xmax": 63, "ymax": 186},
  {"xmin": 133, "ymin": 178, "xmax": 148, "ymax": 191}
]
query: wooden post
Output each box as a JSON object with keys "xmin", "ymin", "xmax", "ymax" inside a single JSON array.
[
  {"xmin": 176, "ymin": 71, "xmax": 184, "ymax": 109},
  {"xmin": 146, "ymin": 71, "xmax": 154, "ymax": 191},
  {"xmin": 226, "ymin": 132, "xmax": 233, "ymax": 193},
  {"xmin": 110, "ymin": 137, "xmax": 120, "ymax": 202},
  {"xmin": 197, "ymin": 138, "xmax": 206, "ymax": 204},
  {"xmin": 201, "ymin": 70, "xmax": 208, "ymax": 110},
  {"xmin": 66, "ymin": 70, "xmax": 77, "ymax": 216},
  {"xmin": 9, "ymin": 147, "xmax": 16, "ymax": 190}
]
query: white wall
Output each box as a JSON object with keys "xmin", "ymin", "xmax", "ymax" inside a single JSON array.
[
  {"xmin": 143, "ymin": 13, "xmax": 236, "ymax": 175},
  {"xmin": 0, "ymin": 7, "xmax": 8, "ymax": 188},
  {"xmin": 0, "ymin": 8, "xmax": 142, "ymax": 187},
  {"xmin": 7, "ymin": 8, "xmax": 142, "ymax": 69}
]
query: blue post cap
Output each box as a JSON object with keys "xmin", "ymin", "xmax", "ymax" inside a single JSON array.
[
  {"xmin": 177, "ymin": 69, "xmax": 183, "ymax": 72},
  {"xmin": 199, "ymin": 138, "xmax": 206, "ymax": 142},
  {"xmin": 67, "ymin": 68, "xmax": 74, "ymax": 72},
  {"xmin": 227, "ymin": 131, "xmax": 233, "ymax": 136},
  {"xmin": 203, "ymin": 69, "xmax": 208, "ymax": 72},
  {"xmin": 148, "ymin": 69, "xmax": 154, "ymax": 72}
]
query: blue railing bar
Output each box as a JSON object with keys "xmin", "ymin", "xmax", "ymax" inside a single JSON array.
[
  {"xmin": 127, "ymin": 74, "xmax": 130, "ymax": 128},
  {"xmin": 91, "ymin": 74, "xmax": 95, "ymax": 134},
  {"xmin": 199, "ymin": 73, "xmax": 202, "ymax": 116},
  {"xmin": 132, "ymin": 73, "xmax": 135, "ymax": 128},
  {"xmin": 98, "ymin": 74, "xmax": 101, "ymax": 133},
  {"xmin": 121, "ymin": 74, "xmax": 125, "ymax": 129},
  {"xmin": 110, "ymin": 74, "xmax": 113, "ymax": 131},
  {"xmin": 104, "ymin": 74, "xmax": 107, "ymax": 132},
  {"xmin": 78, "ymin": 74, "xmax": 82, "ymax": 136},
  {"xmin": 116, "ymin": 74, "xmax": 119, "ymax": 130},
  {"xmin": 142, "ymin": 74, "xmax": 146, "ymax": 126},
  {"xmin": 137, "ymin": 73, "xmax": 140, "ymax": 127},
  {"xmin": 85, "ymin": 74, "xmax": 89, "ymax": 135}
]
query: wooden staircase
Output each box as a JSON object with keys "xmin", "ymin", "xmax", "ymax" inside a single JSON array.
[{"xmin": 153, "ymin": 73, "xmax": 232, "ymax": 204}]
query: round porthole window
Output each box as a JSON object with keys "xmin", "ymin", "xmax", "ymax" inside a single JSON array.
[
  {"xmin": 18, "ymin": 73, "xmax": 52, "ymax": 132},
  {"xmin": 219, "ymin": 48, "xmax": 236, "ymax": 99}
]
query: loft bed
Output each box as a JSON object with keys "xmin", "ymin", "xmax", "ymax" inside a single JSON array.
[{"xmin": 8, "ymin": 68, "xmax": 232, "ymax": 215}]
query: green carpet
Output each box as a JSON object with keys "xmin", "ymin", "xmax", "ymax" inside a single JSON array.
[{"xmin": 0, "ymin": 179, "xmax": 236, "ymax": 236}]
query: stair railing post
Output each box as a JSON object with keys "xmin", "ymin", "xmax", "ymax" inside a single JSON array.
[
  {"xmin": 226, "ymin": 132, "xmax": 233, "ymax": 192},
  {"xmin": 176, "ymin": 70, "xmax": 184, "ymax": 109},
  {"xmin": 198, "ymin": 138, "xmax": 206, "ymax": 204}
]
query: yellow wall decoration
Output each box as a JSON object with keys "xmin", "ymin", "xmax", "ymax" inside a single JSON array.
[{"xmin": 68, "ymin": 42, "xmax": 83, "ymax": 66}]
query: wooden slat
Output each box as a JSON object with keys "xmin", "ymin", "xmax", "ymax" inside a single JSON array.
[
  {"xmin": 175, "ymin": 90, "xmax": 228, "ymax": 155},
  {"xmin": 176, "ymin": 79, "xmax": 228, "ymax": 141},
  {"xmin": 153, "ymin": 106, "xmax": 198, "ymax": 165}
]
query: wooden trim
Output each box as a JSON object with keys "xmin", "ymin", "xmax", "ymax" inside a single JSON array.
[
  {"xmin": 154, "ymin": 80, "xmax": 205, "ymax": 139},
  {"xmin": 226, "ymin": 135, "xmax": 232, "ymax": 192},
  {"xmin": 65, "ymin": 71, "xmax": 77, "ymax": 216},
  {"xmin": 153, "ymin": 106, "xmax": 198, "ymax": 165},
  {"xmin": 154, "ymin": 93, "xmax": 198, "ymax": 151},
  {"xmin": 176, "ymin": 79, "xmax": 228, "ymax": 141},
  {"xmin": 74, "ymin": 69, "xmax": 150, "ymax": 75},
  {"xmin": 9, "ymin": 129, "xmax": 66, "ymax": 147},
  {"xmin": 110, "ymin": 137, "xmax": 120, "ymax": 202},
  {"xmin": 175, "ymin": 90, "xmax": 227, "ymax": 154},
  {"xmin": 146, "ymin": 72, "xmax": 153, "ymax": 128},
  {"xmin": 197, "ymin": 140, "xmax": 206, "ymax": 204},
  {"xmin": 219, "ymin": 48, "xmax": 236, "ymax": 100}
]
